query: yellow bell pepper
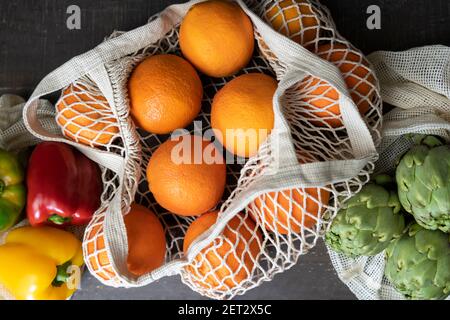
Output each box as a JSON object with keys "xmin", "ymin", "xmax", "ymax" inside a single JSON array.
[{"xmin": 0, "ymin": 226, "xmax": 84, "ymax": 300}]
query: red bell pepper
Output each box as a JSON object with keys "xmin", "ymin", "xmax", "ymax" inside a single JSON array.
[{"xmin": 26, "ymin": 142, "xmax": 102, "ymax": 226}]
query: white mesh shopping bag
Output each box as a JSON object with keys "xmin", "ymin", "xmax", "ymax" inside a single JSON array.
[
  {"xmin": 328, "ymin": 45, "xmax": 450, "ymax": 300},
  {"xmin": 22, "ymin": 0, "xmax": 382, "ymax": 299}
]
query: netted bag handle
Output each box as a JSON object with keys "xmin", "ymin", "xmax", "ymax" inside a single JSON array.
[
  {"xmin": 328, "ymin": 45, "xmax": 450, "ymax": 300},
  {"xmin": 240, "ymin": 0, "xmax": 378, "ymax": 181},
  {"xmin": 0, "ymin": 95, "xmax": 58, "ymax": 152}
]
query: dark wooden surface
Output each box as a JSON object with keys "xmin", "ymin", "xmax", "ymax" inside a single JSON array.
[{"xmin": 1, "ymin": 0, "xmax": 449, "ymax": 300}]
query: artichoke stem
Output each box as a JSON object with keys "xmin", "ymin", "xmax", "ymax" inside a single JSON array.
[
  {"xmin": 410, "ymin": 134, "xmax": 443, "ymax": 147},
  {"xmin": 422, "ymin": 135, "xmax": 443, "ymax": 148},
  {"xmin": 374, "ymin": 174, "xmax": 392, "ymax": 187}
]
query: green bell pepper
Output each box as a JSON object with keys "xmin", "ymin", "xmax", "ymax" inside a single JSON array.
[{"xmin": 0, "ymin": 149, "xmax": 26, "ymax": 232}]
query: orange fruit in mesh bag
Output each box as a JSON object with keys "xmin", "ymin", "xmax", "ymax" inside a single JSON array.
[
  {"xmin": 250, "ymin": 187, "xmax": 330, "ymax": 234},
  {"xmin": 211, "ymin": 73, "xmax": 277, "ymax": 158},
  {"xmin": 147, "ymin": 135, "xmax": 226, "ymax": 217},
  {"xmin": 84, "ymin": 204, "xmax": 166, "ymax": 280},
  {"xmin": 84, "ymin": 215, "xmax": 116, "ymax": 283},
  {"xmin": 298, "ymin": 75, "xmax": 342, "ymax": 127},
  {"xmin": 56, "ymin": 83, "xmax": 119, "ymax": 146},
  {"xmin": 179, "ymin": 0, "xmax": 254, "ymax": 77},
  {"xmin": 264, "ymin": 0, "xmax": 320, "ymax": 46},
  {"xmin": 315, "ymin": 43, "xmax": 376, "ymax": 116},
  {"xmin": 128, "ymin": 54, "xmax": 203, "ymax": 134},
  {"xmin": 125, "ymin": 204, "xmax": 166, "ymax": 277},
  {"xmin": 183, "ymin": 211, "xmax": 263, "ymax": 291}
]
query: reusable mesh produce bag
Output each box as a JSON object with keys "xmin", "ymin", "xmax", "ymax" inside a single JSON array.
[
  {"xmin": 328, "ymin": 45, "xmax": 450, "ymax": 300},
  {"xmin": 22, "ymin": 0, "xmax": 382, "ymax": 299}
]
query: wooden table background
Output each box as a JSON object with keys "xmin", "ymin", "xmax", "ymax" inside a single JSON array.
[{"xmin": 0, "ymin": 0, "xmax": 449, "ymax": 299}]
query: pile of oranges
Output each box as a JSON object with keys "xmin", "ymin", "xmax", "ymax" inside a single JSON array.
[
  {"xmin": 128, "ymin": 0, "xmax": 274, "ymax": 289},
  {"xmin": 58, "ymin": 0, "xmax": 377, "ymax": 292}
]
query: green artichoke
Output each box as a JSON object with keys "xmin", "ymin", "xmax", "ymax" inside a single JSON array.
[
  {"xmin": 326, "ymin": 175, "xmax": 406, "ymax": 257},
  {"xmin": 385, "ymin": 224, "xmax": 450, "ymax": 300},
  {"xmin": 396, "ymin": 135, "xmax": 450, "ymax": 233}
]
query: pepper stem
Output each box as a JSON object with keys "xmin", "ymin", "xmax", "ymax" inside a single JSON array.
[
  {"xmin": 48, "ymin": 214, "xmax": 71, "ymax": 225},
  {"xmin": 0, "ymin": 180, "xmax": 4, "ymax": 194},
  {"xmin": 52, "ymin": 261, "xmax": 72, "ymax": 287}
]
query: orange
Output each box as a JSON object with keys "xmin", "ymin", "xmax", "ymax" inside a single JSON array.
[
  {"xmin": 147, "ymin": 135, "xmax": 226, "ymax": 216},
  {"xmin": 83, "ymin": 204, "xmax": 166, "ymax": 280},
  {"xmin": 265, "ymin": 0, "xmax": 320, "ymax": 46},
  {"xmin": 299, "ymin": 75, "xmax": 342, "ymax": 127},
  {"xmin": 125, "ymin": 204, "xmax": 166, "ymax": 276},
  {"xmin": 183, "ymin": 211, "xmax": 262, "ymax": 291},
  {"xmin": 179, "ymin": 0, "xmax": 254, "ymax": 77},
  {"xmin": 128, "ymin": 54, "xmax": 203, "ymax": 134},
  {"xmin": 316, "ymin": 43, "xmax": 376, "ymax": 116},
  {"xmin": 250, "ymin": 188, "xmax": 330, "ymax": 234},
  {"xmin": 211, "ymin": 73, "xmax": 277, "ymax": 158},
  {"xmin": 84, "ymin": 215, "xmax": 117, "ymax": 282},
  {"xmin": 56, "ymin": 83, "xmax": 119, "ymax": 147}
]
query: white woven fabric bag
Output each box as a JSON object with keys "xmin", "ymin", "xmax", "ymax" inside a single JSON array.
[
  {"xmin": 328, "ymin": 45, "xmax": 450, "ymax": 300},
  {"xmin": 22, "ymin": 0, "xmax": 381, "ymax": 299}
]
